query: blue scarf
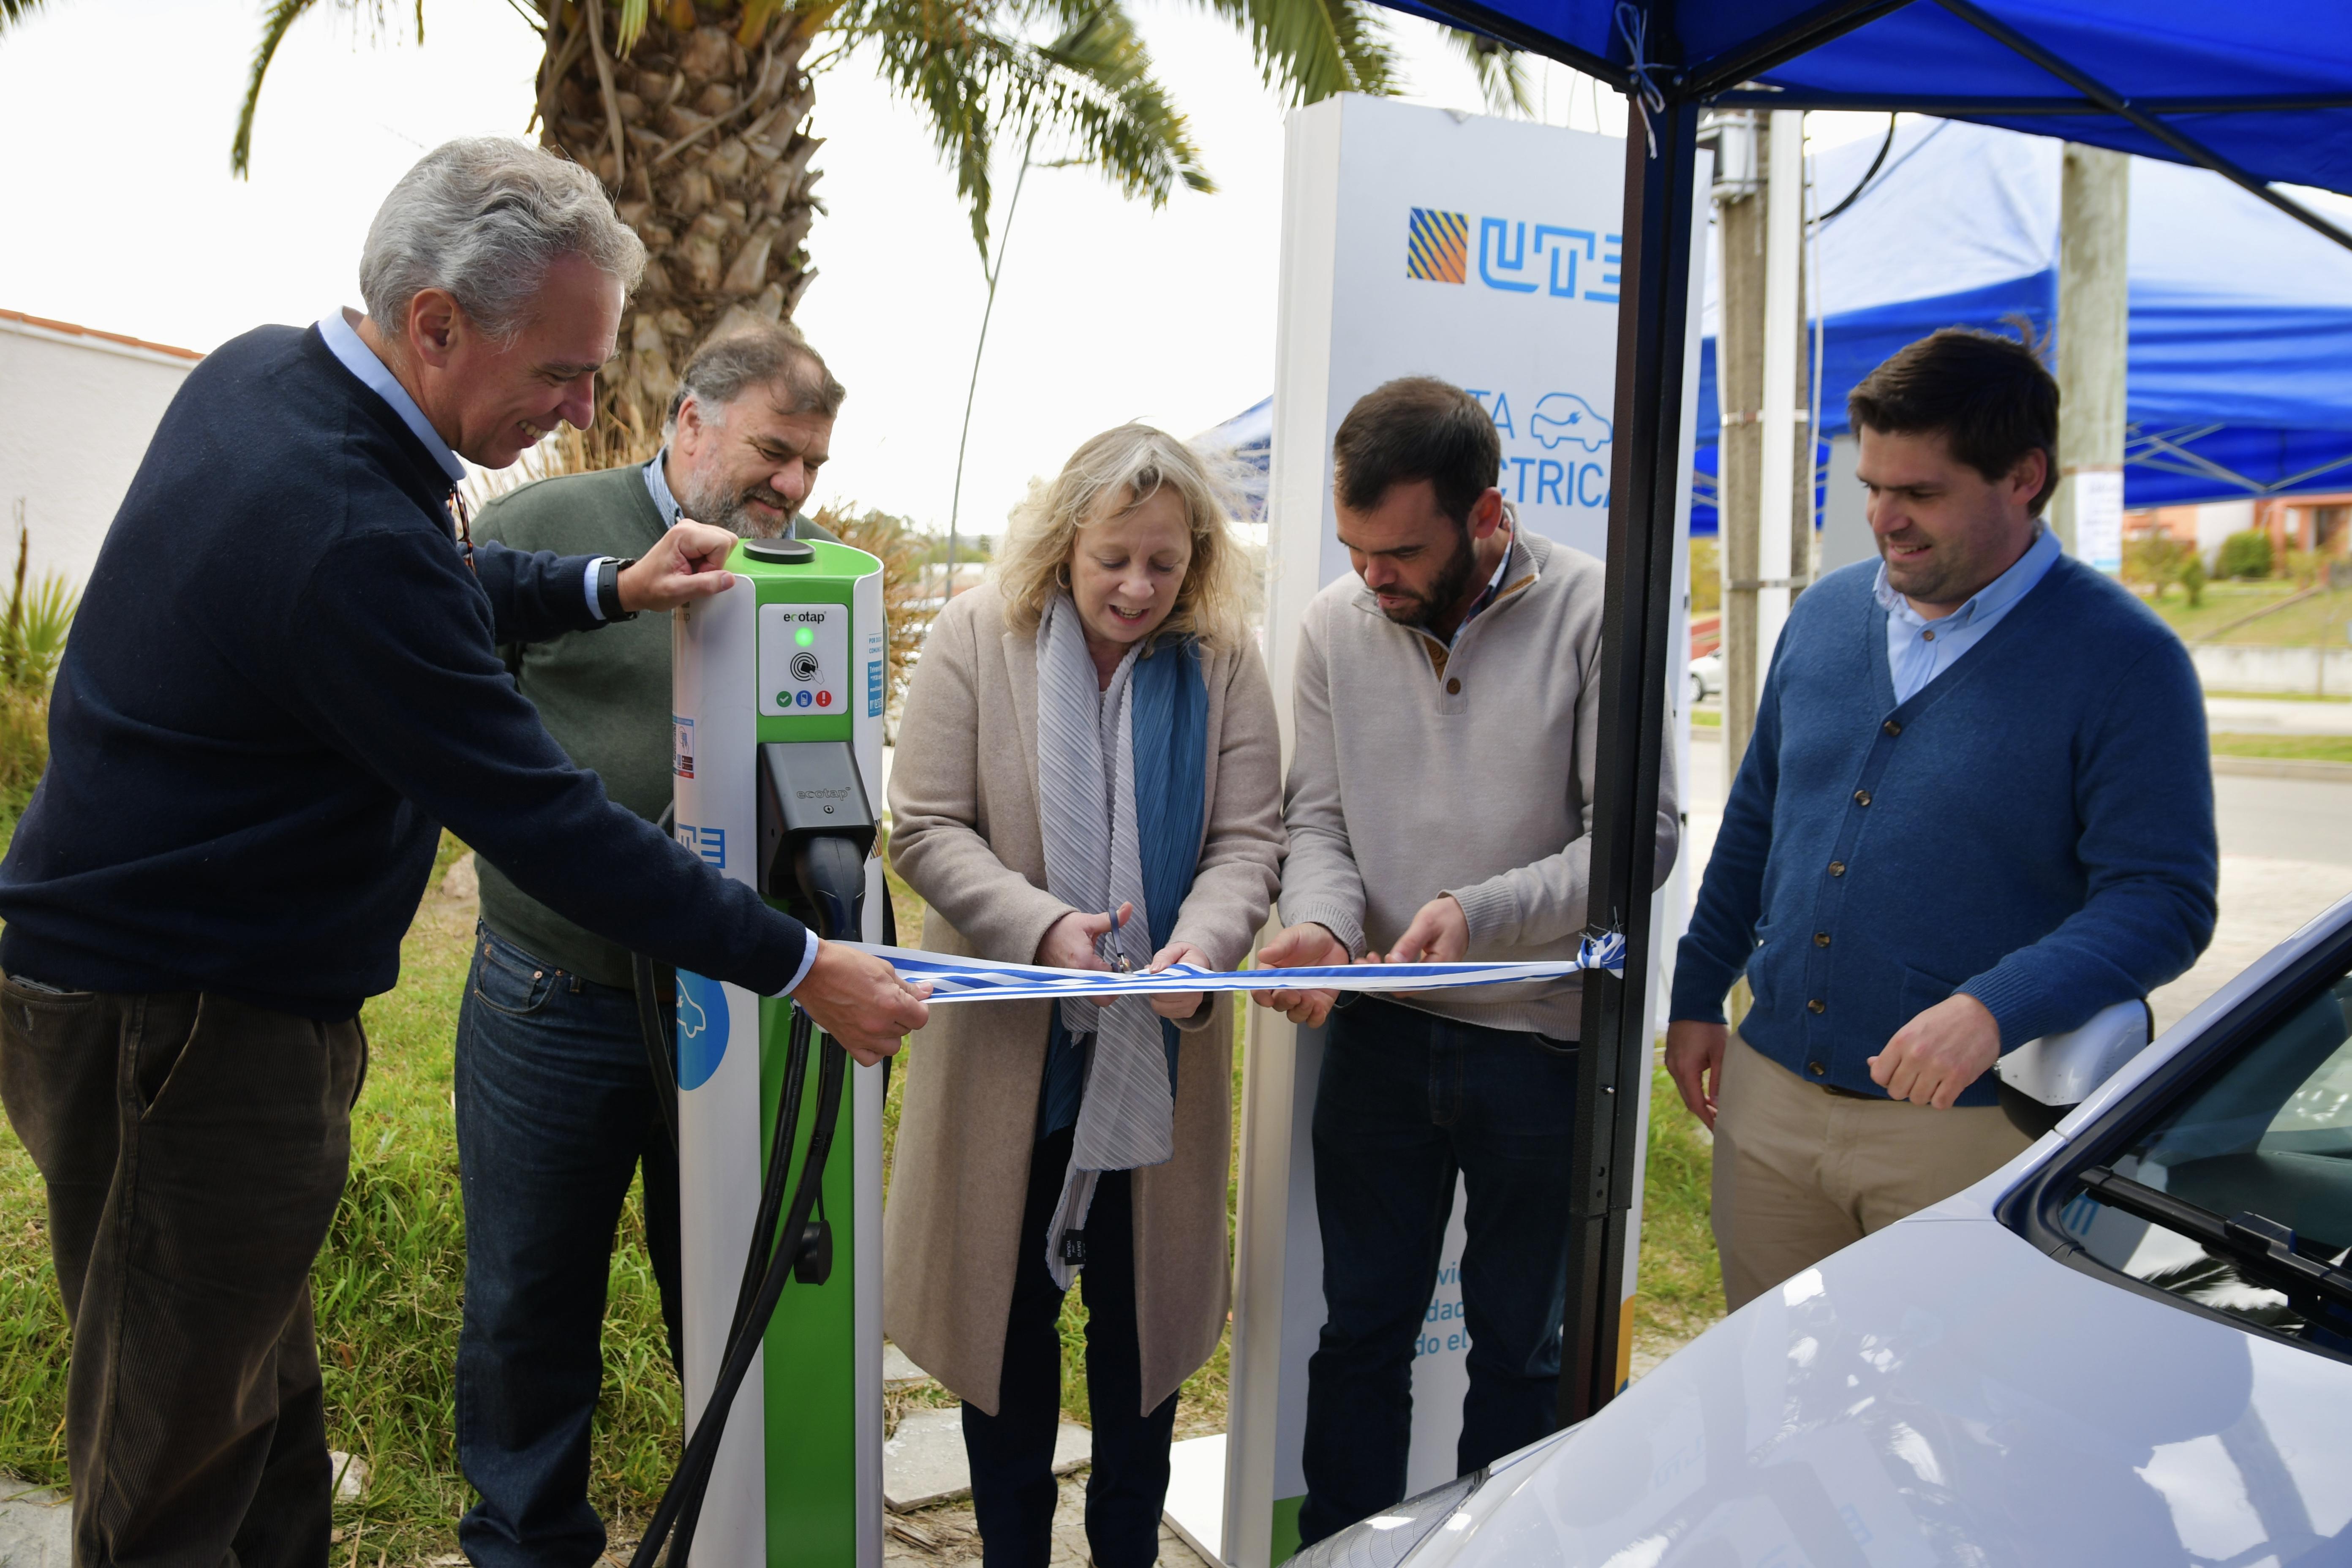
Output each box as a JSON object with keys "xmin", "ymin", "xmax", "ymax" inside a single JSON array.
[{"xmin": 1039, "ymin": 637, "xmax": 1207, "ymax": 1139}]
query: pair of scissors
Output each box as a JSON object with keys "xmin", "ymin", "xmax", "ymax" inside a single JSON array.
[{"xmin": 1094, "ymin": 905, "xmax": 1132, "ymax": 972}]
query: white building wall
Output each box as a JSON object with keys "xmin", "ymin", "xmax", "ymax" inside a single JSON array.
[
  {"xmin": 0, "ymin": 313, "xmax": 199, "ymax": 593},
  {"xmin": 2195, "ymin": 499, "xmax": 2256, "ymax": 566}
]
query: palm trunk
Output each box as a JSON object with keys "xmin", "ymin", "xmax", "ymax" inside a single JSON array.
[{"xmin": 536, "ymin": 2, "xmax": 825, "ymax": 469}]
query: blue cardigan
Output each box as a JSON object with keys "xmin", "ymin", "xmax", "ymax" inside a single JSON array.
[
  {"xmin": 1672, "ymin": 554, "xmax": 2216, "ymax": 1105},
  {"xmin": 0, "ymin": 324, "xmax": 811, "ymax": 1019}
]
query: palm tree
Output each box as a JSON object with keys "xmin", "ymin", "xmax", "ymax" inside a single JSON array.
[{"xmin": 5, "ymin": 0, "xmax": 1524, "ymax": 467}]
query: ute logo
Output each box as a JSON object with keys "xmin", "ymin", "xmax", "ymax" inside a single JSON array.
[{"xmin": 1406, "ymin": 207, "xmax": 1620, "ymax": 304}]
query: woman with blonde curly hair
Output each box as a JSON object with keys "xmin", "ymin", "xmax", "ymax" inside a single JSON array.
[{"xmin": 885, "ymin": 424, "xmax": 1282, "ymax": 1565}]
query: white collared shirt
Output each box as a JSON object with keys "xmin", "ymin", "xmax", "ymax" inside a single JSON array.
[
  {"xmin": 317, "ymin": 308, "xmax": 615, "ymax": 619},
  {"xmin": 1873, "ymin": 524, "xmax": 2062, "ymax": 704}
]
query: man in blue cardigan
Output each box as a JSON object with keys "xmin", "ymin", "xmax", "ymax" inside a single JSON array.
[
  {"xmin": 1667, "ymin": 329, "xmax": 2216, "ymax": 1311},
  {"xmin": 0, "ymin": 140, "xmax": 926, "ymax": 1564}
]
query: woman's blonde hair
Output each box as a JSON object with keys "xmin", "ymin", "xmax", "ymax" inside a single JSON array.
[{"xmin": 994, "ymin": 424, "xmax": 1254, "ymax": 652}]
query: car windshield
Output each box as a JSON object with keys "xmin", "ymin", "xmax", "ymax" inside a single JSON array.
[{"xmin": 2058, "ymin": 972, "xmax": 2352, "ymax": 1354}]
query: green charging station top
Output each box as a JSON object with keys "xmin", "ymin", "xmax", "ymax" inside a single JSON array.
[{"xmin": 731, "ymin": 536, "xmax": 882, "ymax": 743}]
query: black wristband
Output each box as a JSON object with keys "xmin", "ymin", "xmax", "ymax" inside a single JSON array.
[{"xmin": 598, "ymin": 557, "xmax": 639, "ymax": 623}]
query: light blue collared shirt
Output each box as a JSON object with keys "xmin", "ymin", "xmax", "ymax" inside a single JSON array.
[
  {"xmin": 1875, "ymin": 524, "xmax": 2062, "ymax": 704},
  {"xmin": 318, "ymin": 308, "xmax": 613, "ymax": 619},
  {"xmin": 644, "ymin": 447, "xmax": 683, "ymax": 524},
  {"xmin": 316, "ymin": 308, "xmax": 466, "ymax": 486}
]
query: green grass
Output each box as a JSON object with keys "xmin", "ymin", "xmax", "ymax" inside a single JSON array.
[
  {"xmin": 2142, "ymin": 578, "xmax": 2306, "ymax": 642},
  {"xmin": 2203, "ymin": 688, "xmax": 2352, "ymax": 704},
  {"xmin": 1634, "ymin": 1063, "xmax": 1723, "ymax": 1353},
  {"xmin": 2211, "ymin": 732, "xmax": 2352, "ymax": 764},
  {"xmin": 1690, "ymin": 708, "xmax": 1722, "ymax": 729}
]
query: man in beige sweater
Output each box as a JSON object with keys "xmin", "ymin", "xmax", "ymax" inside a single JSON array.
[{"xmin": 1255, "ymin": 376, "xmax": 1678, "ymax": 1547}]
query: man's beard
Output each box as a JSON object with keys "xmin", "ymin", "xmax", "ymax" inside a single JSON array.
[
  {"xmin": 676, "ymin": 474, "xmax": 793, "ymax": 539},
  {"xmin": 1374, "ymin": 526, "xmax": 1478, "ymax": 629}
]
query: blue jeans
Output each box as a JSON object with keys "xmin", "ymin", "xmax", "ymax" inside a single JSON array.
[
  {"xmin": 454, "ymin": 924, "xmax": 682, "ymax": 1568},
  {"xmin": 1298, "ymin": 996, "xmax": 1579, "ymax": 1548},
  {"xmin": 961, "ymin": 1125, "xmax": 1177, "ymax": 1568}
]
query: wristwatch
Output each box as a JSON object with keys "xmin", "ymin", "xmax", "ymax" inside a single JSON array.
[{"xmin": 597, "ymin": 556, "xmax": 639, "ymax": 623}]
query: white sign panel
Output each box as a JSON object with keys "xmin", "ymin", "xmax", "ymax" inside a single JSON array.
[{"xmin": 2073, "ymin": 467, "xmax": 2124, "ymax": 575}]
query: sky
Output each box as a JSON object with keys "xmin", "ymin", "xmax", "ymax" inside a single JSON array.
[{"xmin": 0, "ymin": 1, "xmax": 1888, "ymax": 542}]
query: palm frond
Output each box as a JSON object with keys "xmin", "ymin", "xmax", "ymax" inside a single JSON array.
[
  {"xmin": 0, "ymin": 0, "xmax": 52, "ymax": 39},
  {"xmin": 612, "ymin": 0, "xmax": 647, "ymax": 54},
  {"xmin": 1446, "ymin": 26, "xmax": 1530, "ymax": 117},
  {"xmin": 844, "ymin": 0, "xmax": 1213, "ymax": 260},
  {"xmin": 1177, "ymin": 0, "xmax": 1396, "ymax": 106},
  {"xmin": 233, "ymin": 0, "xmax": 329, "ymax": 177}
]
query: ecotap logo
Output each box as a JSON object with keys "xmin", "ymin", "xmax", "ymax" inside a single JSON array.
[{"xmin": 1406, "ymin": 207, "xmax": 1621, "ymax": 303}]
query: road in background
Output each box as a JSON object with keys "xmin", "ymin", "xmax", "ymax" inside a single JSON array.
[{"xmin": 1682, "ymin": 724, "xmax": 2352, "ymax": 1035}]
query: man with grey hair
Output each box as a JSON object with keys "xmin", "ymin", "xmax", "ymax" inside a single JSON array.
[
  {"xmin": 0, "ymin": 139, "xmax": 926, "ymax": 1564},
  {"xmin": 455, "ymin": 319, "xmax": 847, "ymax": 1561}
]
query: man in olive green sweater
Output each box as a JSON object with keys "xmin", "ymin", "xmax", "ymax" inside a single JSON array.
[{"xmin": 456, "ymin": 321, "xmax": 844, "ymax": 1565}]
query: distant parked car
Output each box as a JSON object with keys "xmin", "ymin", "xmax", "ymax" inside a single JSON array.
[
  {"xmin": 1293, "ymin": 895, "xmax": 2352, "ymax": 1568},
  {"xmin": 1688, "ymin": 650, "xmax": 1723, "ymax": 705}
]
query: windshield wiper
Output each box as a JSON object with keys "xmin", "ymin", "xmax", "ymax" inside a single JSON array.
[{"xmin": 2077, "ymin": 1165, "xmax": 2352, "ymax": 1318}]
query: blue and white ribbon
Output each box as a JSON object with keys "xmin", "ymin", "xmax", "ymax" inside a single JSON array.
[{"xmin": 848, "ymin": 930, "xmax": 1626, "ymax": 1003}]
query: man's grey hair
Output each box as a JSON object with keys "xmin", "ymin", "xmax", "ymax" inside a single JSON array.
[
  {"xmin": 667, "ymin": 321, "xmax": 848, "ymax": 433},
  {"xmin": 360, "ymin": 138, "xmax": 646, "ymax": 342}
]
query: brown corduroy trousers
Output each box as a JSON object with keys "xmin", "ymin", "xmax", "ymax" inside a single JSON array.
[{"xmin": 0, "ymin": 978, "xmax": 365, "ymax": 1568}]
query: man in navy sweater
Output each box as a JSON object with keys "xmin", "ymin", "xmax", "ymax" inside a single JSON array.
[
  {"xmin": 1667, "ymin": 329, "xmax": 2216, "ymax": 1311},
  {"xmin": 0, "ymin": 139, "xmax": 927, "ymax": 1565}
]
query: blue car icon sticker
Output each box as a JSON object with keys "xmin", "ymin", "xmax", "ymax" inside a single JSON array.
[
  {"xmin": 1530, "ymin": 392, "xmax": 1612, "ymax": 452},
  {"xmin": 676, "ymin": 969, "xmax": 731, "ymax": 1090}
]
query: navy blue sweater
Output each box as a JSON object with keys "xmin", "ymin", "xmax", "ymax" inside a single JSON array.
[
  {"xmin": 0, "ymin": 325, "xmax": 809, "ymax": 1019},
  {"xmin": 1672, "ymin": 554, "xmax": 2216, "ymax": 1106}
]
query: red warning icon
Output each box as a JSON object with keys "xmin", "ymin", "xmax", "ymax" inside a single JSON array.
[{"xmin": 816, "ymin": 690, "xmax": 833, "ymax": 708}]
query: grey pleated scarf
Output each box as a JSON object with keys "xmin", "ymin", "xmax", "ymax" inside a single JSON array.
[{"xmin": 1034, "ymin": 592, "xmax": 1176, "ymax": 1288}]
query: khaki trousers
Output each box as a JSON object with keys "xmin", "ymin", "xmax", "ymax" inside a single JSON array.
[{"xmin": 1711, "ymin": 1034, "xmax": 2029, "ymax": 1311}]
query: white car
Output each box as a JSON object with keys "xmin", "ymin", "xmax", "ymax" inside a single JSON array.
[
  {"xmin": 1293, "ymin": 896, "xmax": 2352, "ymax": 1567},
  {"xmin": 1688, "ymin": 651, "xmax": 1723, "ymax": 706}
]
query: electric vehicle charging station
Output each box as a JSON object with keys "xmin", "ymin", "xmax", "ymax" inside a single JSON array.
[{"xmin": 669, "ymin": 535, "xmax": 889, "ymax": 1567}]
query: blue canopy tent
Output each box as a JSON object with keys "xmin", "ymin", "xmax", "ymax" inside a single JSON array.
[
  {"xmin": 1685, "ymin": 117, "xmax": 2352, "ymax": 534},
  {"xmin": 1327, "ymin": 0, "xmax": 2352, "ymax": 1418}
]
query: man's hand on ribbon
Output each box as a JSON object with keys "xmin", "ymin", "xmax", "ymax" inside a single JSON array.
[
  {"xmin": 1252, "ymin": 921, "xmax": 1351, "ymax": 1028},
  {"xmin": 795, "ymin": 940, "xmax": 931, "ymax": 1065}
]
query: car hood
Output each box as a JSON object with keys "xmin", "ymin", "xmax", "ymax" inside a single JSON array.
[{"xmin": 1413, "ymin": 1215, "xmax": 2352, "ymax": 1567}]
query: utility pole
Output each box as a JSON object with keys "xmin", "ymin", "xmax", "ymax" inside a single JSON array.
[
  {"xmin": 2054, "ymin": 143, "xmax": 2129, "ymax": 571},
  {"xmin": 1711, "ymin": 108, "xmax": 1811, "ymax": 784}
]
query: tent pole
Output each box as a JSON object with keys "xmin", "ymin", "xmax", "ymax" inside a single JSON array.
[
  {"xmin": 1708, "ymin": 89, "xmax": 2352, "ymax": 116},
  {"xmin": 1933, "ymin": 0, "xmax": 2352, "ymax": 255},
  {"xmin": 1680, "ymin": 0, "xmax": 1917, "ymax": 99},
  {"xmin": 1561, "ymin": 80, "xmax": 1702, "ymax": 1427}
]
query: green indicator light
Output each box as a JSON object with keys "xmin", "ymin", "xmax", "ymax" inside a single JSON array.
[{"xmin": 795, "ymin": 627, "xmax": 815, "ymax": 647}]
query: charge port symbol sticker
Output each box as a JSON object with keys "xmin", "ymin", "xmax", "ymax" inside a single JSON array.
[
  {"xmin": 791, "ymin": 651, "xmax": 821, "ymax": 683},
  {"xmin": 796, "ymin": 691, "xmax": 812, "ymax": 708}
]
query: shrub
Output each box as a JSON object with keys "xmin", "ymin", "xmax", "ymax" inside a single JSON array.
[
  {"xmin": 2218, "ymin": 529, "xmax": 2275, "ymax": 581},
  {"xmin": 812, "ymin": 504, "xmax": 936, "ymax": 724},
  {"xmin": 0, "ymin": 529, "xmax": 78, "ymax": 836},
  {"xmin": 2123, "ymin": 531, "xmax": 2208, "ymax": 607}
]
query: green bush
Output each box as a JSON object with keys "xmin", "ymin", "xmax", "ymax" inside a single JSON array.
[
  {"xmin": 2123, "ymin": 532, "xmax": 2206, "ymax": 606},
  {"xmin": 2219, "ymin": 529, "xmax": 2275, "ymax": 581},
  {"xmin": 0, "ymin": 528, "xmax": 79, "ymax": 835}
]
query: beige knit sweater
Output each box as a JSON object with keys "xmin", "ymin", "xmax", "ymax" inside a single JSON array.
[{"xmin": 1277, "ymin": 528, "xmax": 1680, "ymax": 1038}]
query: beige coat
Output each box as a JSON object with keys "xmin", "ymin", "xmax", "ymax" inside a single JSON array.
[{"xmin": 884, "ymin": 583, "xmax": 1284, "ymax": 1416}]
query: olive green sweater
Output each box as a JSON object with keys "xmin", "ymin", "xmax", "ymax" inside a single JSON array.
[{"xmin": 474, "ymin": 460, "xmax": 834, "ymax": 988}]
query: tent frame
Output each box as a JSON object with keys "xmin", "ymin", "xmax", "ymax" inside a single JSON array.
[{"xmin": 1532, "ymin": 0, "xmax": 2352, "ymax": 1424}]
